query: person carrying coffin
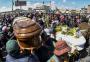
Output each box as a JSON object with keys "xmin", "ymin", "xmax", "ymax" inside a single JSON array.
[{"xmin": 6, "ymin": 17, "xmax": 43, "ymax": 62}]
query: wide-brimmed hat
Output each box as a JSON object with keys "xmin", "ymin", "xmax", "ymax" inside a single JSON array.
[
  {"xmin": 78, "ymin": 22, "xmax": 90, "ymax": 30},
  {"xmin": 54, "ymin": 40, "xmax": 71, "ymax": 56},
  {"xmin": 13, "ymin": 17, "xmax": 42, "ymax": 49}
]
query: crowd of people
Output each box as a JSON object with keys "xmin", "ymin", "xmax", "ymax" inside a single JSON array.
[{"xmin": 0, "ymin": 11, "xmax": 90, "ymax": 62}]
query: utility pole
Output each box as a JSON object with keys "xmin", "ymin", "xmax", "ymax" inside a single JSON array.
[
  {"xmin": 43, "ymin": 1, "xmax": 44, "ymax": 5},
  {"xmin": 12, "ymin": 0, "xmax": 14, "ymax": 11}
]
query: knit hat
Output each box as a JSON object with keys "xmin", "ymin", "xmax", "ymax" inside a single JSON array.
[
  {"xmin": 6, "ymin": 40, "xmax": 19, "ymax": 53},
  {"xmin": 2, "ymin": 25, "xmax": 8, "ymax": 32}
]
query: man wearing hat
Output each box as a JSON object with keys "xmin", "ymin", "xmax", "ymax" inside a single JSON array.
[
  {"xmin": 47, "ymin": 40, "xmax": 71, "ymax": 62},
  {"xmin": 6, "ymin": 16, "xmax": 42, "ymax": 62}
]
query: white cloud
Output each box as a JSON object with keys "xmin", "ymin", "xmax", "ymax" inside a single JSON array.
[
  {"xmin": 62, "ymin": 0, "xmax": 66, "ymax": 3},
  {"xmin": 72, "ymin": 2, "xmax": 75, "ymax": 5},
  {"xmin": 0, "ymin": 2, "xmax": 45, "ymax": 12},
  {"xmin": 58, "ymin": 4, "xmax": 80, "ymax": 10},
  {"xmin": 58, "ymin": 5, "xmax": 68, "ymax": 9},
  {"xmin": 50, "ymin": 1, "xmax": 56, "ymax": 10},
  {"xmin": 0, "ymin": 7, "xmax": 11, "ymax": 12},
  {"xmin": 32, "ymin": 3, "xmax": 43, "ymax": 9},
  {"xmin": 0, "ymin": 2, "xmax": 32, "ymax": 12}
]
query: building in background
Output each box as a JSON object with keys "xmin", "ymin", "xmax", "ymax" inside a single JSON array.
[
  {"xmin": 28, "ymin": 8, "xmax": 33, "ymax": 13},
  {"xmin": 34, "ymin": 5, "xmax": 50, "ymax": 13},
  {"xmin": 87, "ymin": 5, "xmax": 90, "ymax": 14},
  {"xmin": 80, "ymin": 7, "xmax": 87, "ymax": 15},
  {"xmin": 59, "ymin": 8, "xmax": 66, "ymax": 13}
]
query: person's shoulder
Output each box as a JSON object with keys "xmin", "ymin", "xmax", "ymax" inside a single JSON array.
[
  {"xmin": 6, "ymin": 54, "xmax": 38, "ymax": 62},
  {"xmin": 47, "ymin": 55, "xmax": 59, "ymax": 62},
  {"xmin": 28, "ymin": 54, "xmax": 40, "ymax": 62},
  {"xmin": 6, "ymin": 54, "xmax": 15, "ymax": 62}
]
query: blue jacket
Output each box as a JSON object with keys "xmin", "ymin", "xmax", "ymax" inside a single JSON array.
[{"xmin": 6, "ymin": 54, "xmax": 40, "ymax": 62}]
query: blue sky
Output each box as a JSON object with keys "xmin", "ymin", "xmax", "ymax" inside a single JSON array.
[{"xmin": 0, "ymin": 0, "xmax": 90, "ymax": 12}]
